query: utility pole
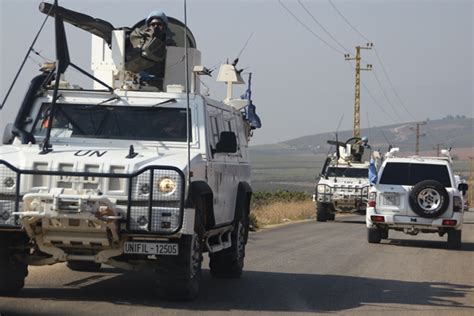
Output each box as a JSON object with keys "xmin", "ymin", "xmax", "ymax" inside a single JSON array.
[
  {"xmin": 469, "ymin": 157, "xmax": 473, "ymax": 208},
  {"xmin": 434, "ymin": 143, "xmax": 445, "ymax": 157},
  {"xmin": 411, "ymin": 122, "xmax": 426, "ymax": 155},
  {"xmin": 345, "ymin": 43, "xmax": 373, "ymax": 138}
]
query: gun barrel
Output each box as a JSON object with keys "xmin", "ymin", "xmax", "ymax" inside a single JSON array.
[{"xmin": 39, "ymin": 2, "xmax": 115, "ymax": 44}]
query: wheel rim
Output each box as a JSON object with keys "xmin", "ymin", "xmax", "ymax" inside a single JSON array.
[
  {"xmin": 417, "ymin": 188, "xmax": 442, "ymax": 213},
  {"xmin": 236, "ymin": 222, "xmax": 245, "ymax": 262},
  {"xmin": 190, "ymin": 234, "xmax": 201, "ymax": 279}
]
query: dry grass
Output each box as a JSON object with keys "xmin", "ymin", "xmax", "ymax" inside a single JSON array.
[{"xmin": 251, "ymin": 200, "xmax": 315, "ymax": 228}]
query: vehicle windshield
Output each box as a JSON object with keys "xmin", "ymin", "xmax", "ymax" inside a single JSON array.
[
  {"xmin": 326, "ymin": 167, "xmax": 368, "ymax": 178},
  {"xmin": 379, "ymin": 162, "xmax": 452, "ymax": 187},
  {"xmin": 32, "ymin": 103, "xmax": 191, "ymax": 142}
]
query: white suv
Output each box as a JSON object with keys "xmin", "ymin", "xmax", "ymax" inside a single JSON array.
[{"xmin": 366, "ymin": 151, "xmax": 469, "ymax": 249}]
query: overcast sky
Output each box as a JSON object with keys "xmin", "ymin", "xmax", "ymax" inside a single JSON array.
[{"xmin": 0, "ymin": 0, "xmax": 472, "ymax": 145}]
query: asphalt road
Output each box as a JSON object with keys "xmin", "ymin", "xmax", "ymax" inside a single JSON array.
[{"xmin": 1, "ymin": 212, "xmax": 474, "ymax": 316}]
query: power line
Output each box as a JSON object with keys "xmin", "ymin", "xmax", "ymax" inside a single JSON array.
[
  {"xmin": 373, "ymin": 47, "xmax": 416, "ymax": 121},
  {"xmin": 346, "ymin": 62, "xmax": 398, "ymax": 123},
  {"xmin": 297, "ymin": 0, "xmax": 352, "ymax": 55},
  {"xmin": 328, "ymin": 0, "xmax": 371, "ymax": 43},
  {"xmin": 328, "ymin": 0, "xmax": 415, "ymax": 124},
  {"xmin": 278, "ymin": 0, "xmax": 347, "ymax": 56},
  {"xmin": 372, "ymin": 69, "xmax": 404, "ymax": 122}
]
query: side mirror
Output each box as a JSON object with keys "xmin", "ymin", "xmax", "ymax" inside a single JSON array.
[
  {"xmin": 213, "ymin": 131, "xmax": 237, "ymax": 155},
  {"xmin": 458, "ymin": 183, "xmax": 468, "ymax": 194},
  {"xmin": 2, "ymin": 124, "xmax": 15, "ymax": 145}
]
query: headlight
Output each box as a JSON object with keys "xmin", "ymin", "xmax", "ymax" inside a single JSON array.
[
  {"xmin": 3, "ymin": 177, "xmax": 15, "ymax": 188},
  {"xmin": 362, "ymin": 187, "xmax": 368, "ymax": 195},
  {"xmin": 157, "ymin": 177, "xmax": 176, "ymax": 194},
  {"xmin": 138, "ymin": 183, "xmax": 150, "ymax": 195},
  {"xmin": 317, "ymin": 185, "xmax": 325, "ymax": 194}
]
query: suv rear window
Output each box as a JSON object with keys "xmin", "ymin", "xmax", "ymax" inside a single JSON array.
[{"xmin": 379, "ymin": 162, "xmax": 452, "ymax": 187}]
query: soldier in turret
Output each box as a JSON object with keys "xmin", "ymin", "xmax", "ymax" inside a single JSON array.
[{"xmin": 127, "ymin": 11, "xmax": 170, "ymax": 89}]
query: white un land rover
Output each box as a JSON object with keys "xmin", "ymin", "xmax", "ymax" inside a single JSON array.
[
  {"xmin": 366, "ymin": 148, "xmax": 468, "ymax": 249},
  {"xmin": 0, "ymin": 2, "xmax": 261, "ymax": 300}
]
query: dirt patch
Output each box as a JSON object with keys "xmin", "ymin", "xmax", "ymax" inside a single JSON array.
[{"xmin": 251, "ymin": 200, "xmax": 315, "ymax": 228}]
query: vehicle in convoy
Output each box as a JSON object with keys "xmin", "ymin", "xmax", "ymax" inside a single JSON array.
[
  {"xmin": 314, "ymin": 137, "xmax": 374, "ymax": 222},
  {"xmin": 366, "ymin": 148, "xmax": 469, "ymax": 249},
  {"xmin": 0, "ymin": 2, "xmax": 261, "ymax": 299}
]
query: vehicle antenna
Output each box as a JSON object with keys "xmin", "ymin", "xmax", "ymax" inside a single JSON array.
[
  {"xmin": 336, "ymin": 114, "xmax": 344, "ymax": 134},
  {"xmin": 236, "ymin": 32, "xmax": 254, "ymax": 60},
  {"xmin": 380, "ymin": 129, "xmax": 392, "ymax": 151},
  {"xmin": 184, "ymin": 0, "xmax": 191, "ymax": 187},
  {"xmin": 1, "ymin": 3, "xmax": 54, "ymax": 109},
  {"xmin": 334, "ymin": 114, "xmax": 344, "ymax": 161},
  {"xmin": 366, "ymin": 111, "xmax": 371, "ymax": 141}
]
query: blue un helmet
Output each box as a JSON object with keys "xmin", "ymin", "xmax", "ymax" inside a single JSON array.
[{"xmin": 146, "ymin": 11, "xmax": 168, "ymax": 26}]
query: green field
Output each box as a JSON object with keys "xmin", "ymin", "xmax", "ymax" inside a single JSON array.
[
  {"xmin": 250, "ymin": 151, "xmax": 473, "ymax": 197},
  {"xmin": 250, "ymin": 152, "xmax": 327, "ymax": 192}
]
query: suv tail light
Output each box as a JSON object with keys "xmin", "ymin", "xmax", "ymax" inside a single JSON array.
[
  {"xmin": 368, "ymin": 192, "xmax": 376, "ymax": 207},
  {"xmin": 371, "ymin": 215, "xmax": 385, "ymax": 222},
  {"xmin": 442, "ymin": 219, "xmax": 457, "ymax": 226},
  {"xmin": 453, "ymin": 196, "xmax": 462, "ymax": 212}
]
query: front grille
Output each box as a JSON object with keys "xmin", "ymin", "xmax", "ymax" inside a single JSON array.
[{"xmin": 0, "ymin": 160, "xmax": 185, "ymax": 234}]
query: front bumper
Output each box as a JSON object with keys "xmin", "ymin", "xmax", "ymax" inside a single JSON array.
[
  {"xmin": 316, "ymin": 184, "xmax": 369, "ymax": 212},
  {"xmin": 0, "ymin": 160, "xmax": 185, "ymax": 235}
]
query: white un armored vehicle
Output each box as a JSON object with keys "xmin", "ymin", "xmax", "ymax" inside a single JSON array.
[
  {"xmin": 314, "ymin": 137, "xmax": 373, "ymax": 222},
  {"xmin": 0, "ymin": 2, "xmax": 261, "ymax": 300}
]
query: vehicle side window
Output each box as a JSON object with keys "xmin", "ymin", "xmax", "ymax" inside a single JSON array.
[
  {"xmin": 210, "ymin": 116, "xmax": 220, "ymax": 146},
  {"xmin": 225, "ymin": 118, "xmax": 240, "ymax": 154}
]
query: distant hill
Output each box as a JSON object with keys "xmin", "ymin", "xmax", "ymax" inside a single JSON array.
[
  {"xmin": 251, "ymin": 117, "xmax": 473, "ymax": 158},
  {"xmin": 249, "ymin": 117, "xmax": 472, "ymax": 192}
]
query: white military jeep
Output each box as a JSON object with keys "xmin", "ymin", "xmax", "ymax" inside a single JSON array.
[
  {"xmin": 314, "ymin": 137, "xmax": 371, "ymax": 221},
  {"xmin": 0, "ymin": 2, "xmax": 260, "ymax": 300},
  {"xmin": 366, "ymin": 149, "xmax": 468, "ymax": 249}
]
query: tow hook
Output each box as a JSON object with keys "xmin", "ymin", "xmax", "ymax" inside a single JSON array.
[{"xmin": 404, "ymin": 227, "xmax": 419, "ymax": 235}]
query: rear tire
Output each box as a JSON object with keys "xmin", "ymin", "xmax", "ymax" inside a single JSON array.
[
  {"xmin": 316, "ymin": 203, "xmax": 329, "ymax": 222},
  {"xmin": 367, "ymin": 228, "xmax": 382, "ymax": 244},
  {"xmin": 210, "ymin": 214, "xmax": 249, "ymax": 278},
  {"xmin": 447, "ymin": 230, "xmax": 462, "ymax": 250},
  {"xmin": 381, "ymin": 229, "xmax": 389, "ymax": 240},
  {"xmin": 0, "ymin": 238, "xmax": 28, "ymax": 296},
  {"xmin": 67, "ymin": 261, "xmax": 102, "ymax": 272}
]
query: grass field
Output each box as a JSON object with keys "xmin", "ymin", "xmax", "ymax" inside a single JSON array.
[
  {"xmin": 250, "ymin": 152, "xmax": 327, "ymax": 193},
  {"xmin": 250, "ymin": 150, "xmax": 474, "ymax": 206}
]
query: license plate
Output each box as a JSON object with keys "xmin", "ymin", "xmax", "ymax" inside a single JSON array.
[
  {"xmin": 124, "ymin": 242, "xmax": 178, "ymax": 255},
  {"xmin": 383, "ymin": 193, "xmax": 399, "ymax": 206}
]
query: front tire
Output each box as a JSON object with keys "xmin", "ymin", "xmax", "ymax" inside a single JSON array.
[
  {"xmin": 316, "ymin": 202, "xmax": 329, "ymax": 222},
  {"xmin": 67, "ymin": 261, "xmax": 102, "ymax": 272},
  {"xmin": 0, "ymin": 238, "xmax": 28, "ymax": 296},
  {"xmin": 447, "ymin": 230, "xmax": 462, "ymax": 250},
  {"xmin": 156, "ymin": 212, "xmax": 204, "ymax": 301},
  {"xmin": 209, "ymin": 214, "xmax": 249, "ymax": 278}
]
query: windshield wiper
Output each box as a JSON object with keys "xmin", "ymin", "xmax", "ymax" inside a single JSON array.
[
  {"xmin": 96, "ymin": 95, "xmax": 120, "ymax": 105},
  {"xmin": 153, "ymin": 98, "xmax": 176, "ymax": 106}
]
